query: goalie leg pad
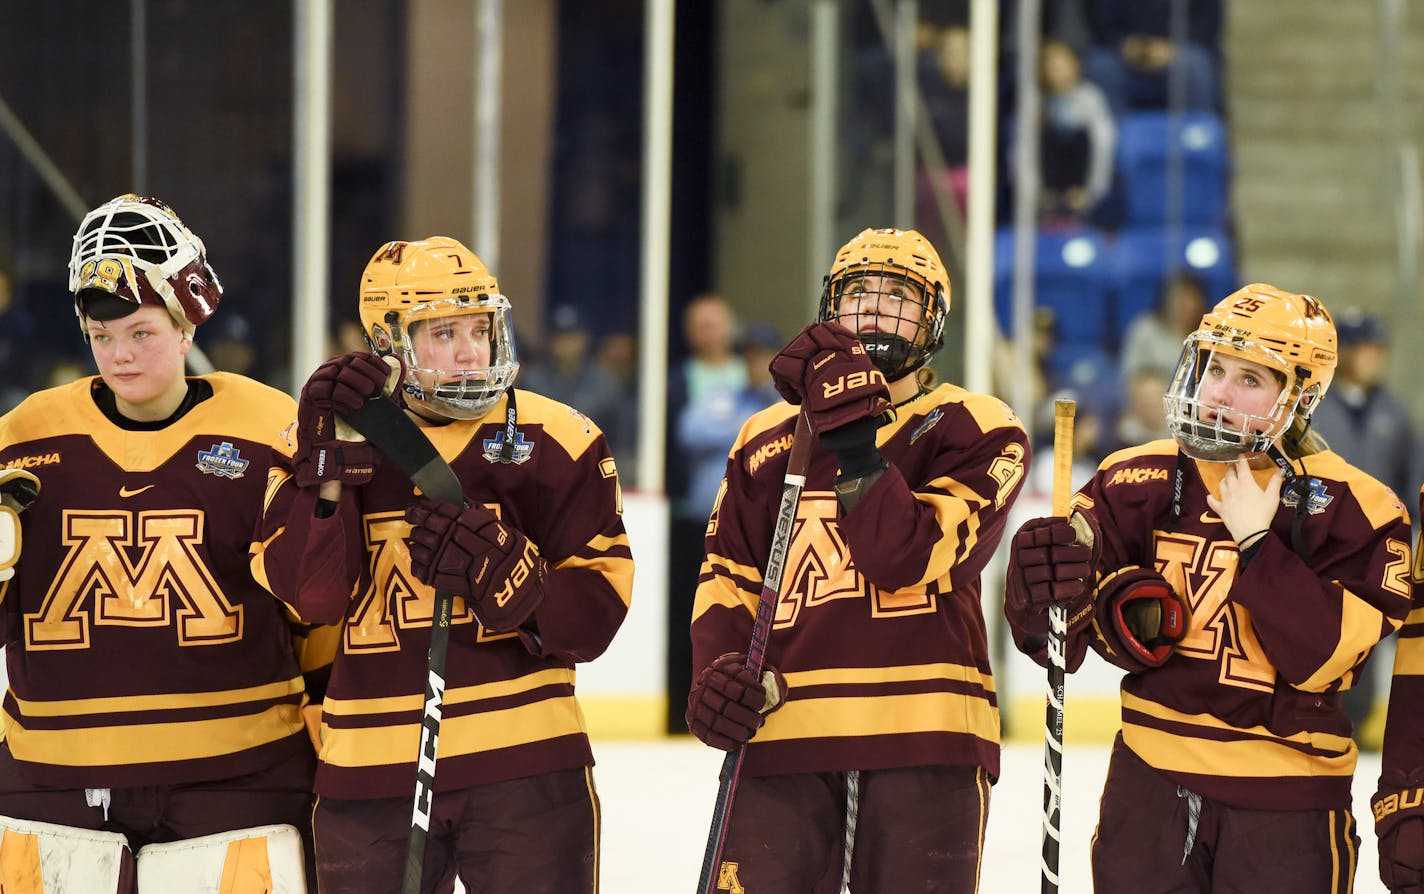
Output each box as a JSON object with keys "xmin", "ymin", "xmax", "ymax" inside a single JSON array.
[
  {"xmin": 0, "ymin": 814, "xmax": 134, "ymax": 893},
  {"xmin": 136, "ymin": 824, "xmax": 306, "ymax": 893}
]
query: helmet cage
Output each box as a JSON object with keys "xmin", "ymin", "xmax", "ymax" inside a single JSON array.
[
  {"xmin": 1164, "ymin": 331, "xmax": 1319, "ymax": 462},
  {"xmin": 819, "ymin": 263, "xmax": 946, "ymax": 380},
  {"xmin": 385, "ymin": 295, "xmax": 520, "ymax": 421},
  {"xmin": 68, "ymin": 195, "xmax": 222, "ymax": 334}
]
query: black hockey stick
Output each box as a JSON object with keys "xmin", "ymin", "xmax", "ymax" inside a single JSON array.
[
  {"xmin": 341, "ymin": 393, "xmax": 463, "ymax": 894},
  {"xmin": 696, "ymin": 411, "xmax": 813, "ymax": 894},
  {"xmin": 1042, "ymin": 398, "xmax": 1075, "ymax": 894}
]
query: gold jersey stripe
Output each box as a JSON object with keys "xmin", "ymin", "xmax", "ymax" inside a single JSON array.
[
  {"xmin": 556, "ymin": 550, "xmax": 634, "ymax": 609},
  {"xmin": 786, "ymin": 661, "xmax": 996, "ymax": 693},
  {"xmin": 1391, "ymin": 635, "xmax": 1424, "ymax": 676},
  {"xmin": 1123, "ymin": 723, "xmax": 1356, "ymax": 779},
  {"xmin": 321, "ymin": 667, "xmax": 575, "ymax": 716},
  {"xmin": 1299, "ymin": 587, "xmax": 1388, "ymax": 690},
  {"xmin": 319, "ymin": 695, "xmax": 586, "ymax": 768},
  {"xmin": 756, "ymin": 689, "xmax": 998, "ymax": 742},
  {"xmin": 3, "ymin": 703, "xmax": 303, "ymax": 766},
  {"xmin": 10, "ymin": 676, "xmax": 304, "ymax": 717},
  {"xmin": 1121, "ymin": 691, "xmax": 1354, "ymax": 752}
]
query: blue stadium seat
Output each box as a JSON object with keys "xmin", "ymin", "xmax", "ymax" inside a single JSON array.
[
  {"xmin": 1111, "ymin": 227, "xmax": 1236, "ymax": 340},
  {"xmin": 994, "ymin": 227, "xmax": 1113, "ymax": 347},
  {"xmin": 1117, "ymin": 112, "xmax": 1230, "ymax": 226}
]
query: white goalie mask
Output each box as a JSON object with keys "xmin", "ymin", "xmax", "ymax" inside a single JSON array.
[
  {"xmin": 69, "ymin": 194, "xmax": 222, "ymax": 335},
  {"xmin": 358, "ymin": 237, "xmax": 519, "ymax": 421}
]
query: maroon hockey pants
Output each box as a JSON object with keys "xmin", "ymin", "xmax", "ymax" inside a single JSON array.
[
  {"xmin": 312, "ymin": 766, "xmax": 601, "ymax": 894},
  {"xmin": 1092, "ymin": 735, "xmax": 1360, "ymax": 893},
  {"xmin": 717, "ymin": 764, "xmax": 992, "ymax": 893}
]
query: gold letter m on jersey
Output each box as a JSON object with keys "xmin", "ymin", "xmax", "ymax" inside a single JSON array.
[{"xmin": 24, "ymin": 510, "xmax": 243, "ymax": 650}]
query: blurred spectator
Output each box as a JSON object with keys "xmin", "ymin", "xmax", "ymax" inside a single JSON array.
[
  {"xmin": 666, "ymin": 292, "xmax": 746, "ymax": 734},
  {"xmin": 1311, "ymin": 309, "xmax": 1415, "ymax": 504},
  {"xmin": 1119, "ymin": 271, "xmax": 1208, "ymax": 380},
  {"xmin": 1310, "ymin": 308, "xmax": 1415, "ymax": 738},
  {"xmin": 1109, "ymin": 366, "xmax": 1172, "ymax": 453},
  {"xmin": 593, "ymin": 331, "xmax": 640, "ymax": 484},
  {"xmin": 331, "ymin": 317, "xmax": 370, "ymax": 355},
  {"xmin": 675, "ymin": 322, "xmax": 784, "ymax": 522},
  {"xmin": 1082, "ymin": 0, "xmax": 1222, "ymax": 115},
  {"xmin": 202, "ymin": 313, "xmax": 257, "ymax": 376},
  {"xmin": 42, "ymin": 357, "xmax": 90, "ymax": 390},
  {"xmin": 520, "ymin": 305, "xmax": 631, "ymax": 464},
  {"xmin": 915, "ymin": 24, "xmax": 972, "ymax": 241},
  {"xmin": 1034, "ymin": 37, "xmax": 1117, "ymax": 223}
]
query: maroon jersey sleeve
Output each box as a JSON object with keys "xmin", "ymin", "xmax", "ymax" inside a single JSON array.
[{"xmin": 1381, "ymin": 486, "xmax": 1424, "ymax": 779}]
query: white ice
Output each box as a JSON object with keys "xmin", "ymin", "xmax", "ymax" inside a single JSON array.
[{"xmin": 588, "ymin": 739, "xmax": 1387, "ymax": 893}]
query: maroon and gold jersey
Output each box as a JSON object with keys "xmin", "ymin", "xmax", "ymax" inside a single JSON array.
[
  {"xmin": 1380, "ymin": 486, "xmax": 1424, "ymax": 782},
  {"xmin": 692, "ymin": 385, "xmax": 1030, "ymax": 779},
  {"xmin": 0, "ymin": 375, "xmax": 309, "ymax": 788},
  {"xmin": 251, "ymin": 389, "xmax": 632, "ymax": 800},
  {"xmin": 1069, "ymin": 440, "xmax": 1412, "ymax": 810}
]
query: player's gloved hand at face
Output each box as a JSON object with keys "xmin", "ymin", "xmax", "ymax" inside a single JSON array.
[
  {"xmin": 293, "ymin": 352, "xmax": 394, "ymax": 488},
  {"xmin": 686, "ymin": 652, "xmax": 788, "ymax": 751},
  {"xmin": 405, "ymin": 497, "xmax": 546, "ymax": 633},
  {"xmin": 1006, "ymin": 512, "xmax": 1101, "ymax": 635},
  {"xmin": 0, "ymin": 469, "xmax": 40, "ymax": 583},
  {"xmin": 1376, "ymin": 769, "xmax": 1424, "ymax": 893},
  {"xmin": 769, "ymin": 322, "xmax": 892, "ymax": 435}
]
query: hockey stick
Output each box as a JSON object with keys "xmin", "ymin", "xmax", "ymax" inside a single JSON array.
[
  {"xmin": 340, "ymin": 393, "xmax": 463, "ymax": 894},
  {"xmin": 696, "ymin": 410, "xmax": 813, "ymax": 894},
  {"xmin": 1041, "ymin": 398, "xmax": 1076, "ymax": 894}
]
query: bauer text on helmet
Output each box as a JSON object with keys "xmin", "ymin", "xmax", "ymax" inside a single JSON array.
[
  {"xmin": 69, "ymin": 194, "xmax": 223, "ymax": 336},
  {"xmin": 358, "ymin": 236, "xmax": 520, "ymax": 420},
  {"xmin": 818, "ymin": 228, "xmax": 950, "ymax": 381},
  {"xmin": 1163, "ymin": 283, "xmax": 1337, "ymax": 462}
]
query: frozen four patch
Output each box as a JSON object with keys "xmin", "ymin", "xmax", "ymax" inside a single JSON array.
[{"xmin": 196, "ymin": 442, "xmax": 250, "ymax": 479}]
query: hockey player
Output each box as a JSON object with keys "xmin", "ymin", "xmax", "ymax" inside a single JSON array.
[
  {"xmin": 1006, "ymin": 283, "xmax": 1413, "ymax": 892},
  {"xmin": 1373, "ymin": 485, "xmax": 1424, "ymax": 892},
  {"xmin": 0, "ymin": 195, "xmax": 315, "ymax": 891},
  {"xmin": 686, "ymin": 227, "xmax": 1030, "ymax": 891},
  {"xmin": 250, "ymin": 236, "xmax": 632, "ymax": 893}
]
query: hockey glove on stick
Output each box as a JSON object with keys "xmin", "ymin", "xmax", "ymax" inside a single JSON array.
[
  {"xmin": 1006, "ymin": 511, "xmax": 1101, "ymax": 637},
  {"xmin": 405, "ymin": 498, "xmax": 547, "ymax": 633},
  {"xmin": 293, "ymin": 352, "xmax": 396, "ymax": 488},
  {"xmin": 0, "ymin": 469, "xmax": 40, "ymax": 583},
  {"xmin": 769, "ymin": 322, "xmax": 893, "ymax": 437},
  {"xmin": 1089, "ymin": 566, "xmax": 1186, "ymax": 672},
  {"xmin": 686, "ymin": 652, "xmax": 788, "ymax": 751},
  {"xmin": 1376, "ymin": 768, "xmax": 1424, "ymax": 893}
]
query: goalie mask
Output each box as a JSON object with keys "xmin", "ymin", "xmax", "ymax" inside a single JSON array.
[
  {"xmin": 1164, "ymin": 283, "xmax": 1337, "ymax": 462},
  {"xmin": 818, "ymin": 227, "xmax": 950, "ymax": 381},
  {"xmin": 358, "ymin": 236, "xmax": 519, "ymax": 420},
  {"xmin": 69, "ymin": 194, "xmax": 222, "ymax": 336}
]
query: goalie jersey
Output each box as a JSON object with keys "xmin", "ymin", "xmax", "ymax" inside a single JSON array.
[
  {"xmin": 1065, "ymin": 441, "xmax": 1412, "ymax": 811},
  {"xmin": 691, "ymin": 385, "xmax": 1029, "ymax": 780},
  {"xmin": 251, "ymin": 389, "xmax": 633, "ymax": 800},
  {"xmin": 0, "ymin": 374, "xmax": 311, "ymax": 788}
]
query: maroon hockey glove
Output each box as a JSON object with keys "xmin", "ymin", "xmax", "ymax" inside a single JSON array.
[
  {"xmin": 1005, "ymin": 513, "xmax": 1101, "ymax": 636},
  {"xmin": 293, "ymin": 352, "xmax": 392, "ymax": 488},
  {"xmin": 405, "ymin": 497, "xmax": 547, "ymax": 633},
  {"xmin": 1090, "ymin": 567, "xmax": 1185, "ymax": 673},
  {"xmin": 686, "ymin": 652, "xmax": 788, "ymax": 751},
  {"xmin": 769, "ymin": 322, "xmax": 893, "ymax": 435},
  {"xmin": 1376, "ymin": 768, "xmax": 1424, "ymax": 893}
]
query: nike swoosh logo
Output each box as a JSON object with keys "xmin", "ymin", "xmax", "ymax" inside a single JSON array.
[
  {"xmin": 119, "ymin": 484, "xmax": 156, "ymax": 498},
  {"xmin": 1200, "ymin": 510, "xmax": 1222, "ymax": 524}
]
